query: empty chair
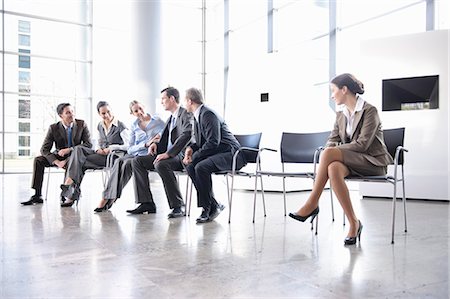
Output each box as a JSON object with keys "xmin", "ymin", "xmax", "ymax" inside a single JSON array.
[{"xmin": 255, "ymin": 131, "xmax": 331, "ymax": 224}]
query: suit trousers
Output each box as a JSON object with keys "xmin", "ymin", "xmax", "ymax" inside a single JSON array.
[
  {"xmin": 131, "ymin": 155, "xmax": 157, "ymax": 205},
  {"xmin": 185, "ymin": 153, "xmax": 235, "ymax": 210},
  {"xmin": 155, "ymin": 156, "xmax": 185, "ymax": 209},
  {"xmin": 102, "ymin": 154, "xmax": 135, "ymax": 201},
  {"xmin": 31, "ymin": 155, "xmax": 66, "ymax": 195},
  {"xmin": 66, "ymin": 146, "xmax": 107, "ymax": 185}
]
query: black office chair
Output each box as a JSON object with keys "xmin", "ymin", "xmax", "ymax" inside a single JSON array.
[
  {"xmin": 255, "ymin": 131, "xmax": 331, "ymax": 227},
  {"xmin": 225, "ymin": 133, "xmax": 267, "ymax": 223},
  {"xmin": 185, "ymin": 133, "xmax": 266, "ymax": 221},
  {"xmin": 330, "ymin": 128, "xmax": 408, "ymax": 244}
]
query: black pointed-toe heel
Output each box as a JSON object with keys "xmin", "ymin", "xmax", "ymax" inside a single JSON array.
[
  {"xmin": 344, "ymin": 220, "xmax": 363, "ymax": 245},
  {"xmin": 94, "ymin": 199, "xmax": 112, "ymax": 213},
  {"xmin": 288, "ymin": 207, "xmax": 320, "ymax": 222},
  {"xmin": 60, "ymin": 197, "xmax": 78, "ymax": 207}
]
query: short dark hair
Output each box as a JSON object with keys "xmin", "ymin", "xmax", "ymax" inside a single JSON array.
[
  {"xmin": 161, "ymin": 87, "xmax": 180, "ymax": 103},
  {"xmin": 96, "ymin": 101, "xmax": 109, "ymax": 112},
  {"xmin": 331, "ymin": 73, "xmax": 365, "ymax": 95},
  {"xmin": 185, "ymin": 87, "xmax": 203, "ymax": 105},
  {"xmin": 56, "ymin": 103, "xmax": 72, "ymax": 115}
]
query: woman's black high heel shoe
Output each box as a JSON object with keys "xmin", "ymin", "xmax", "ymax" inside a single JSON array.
[
  {"xmin": 60, "ymin": 184, "xmax": 80, "ymax": 207},
  {"xmin": 289, "ymin": 207, "xmax": 320, "ymax": 222},
  {"xmin": 289, "ymin": 207, "xmax": 320, "ymax": 234},
  {"xmin": 344, "ymin": 220, "xmax": 363, "ymax": 245},
  {"xmin": 94, "ymin": 199, "xmax": 113, "ymax": 213}
]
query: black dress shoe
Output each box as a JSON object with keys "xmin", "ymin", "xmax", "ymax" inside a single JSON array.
[
  {"xmin": 196, "ymin": 208, "xmax": 210, "ymax": 223},
  {"xmin": 167, "ymin": 207, "xmax": 185, "ymax": 218},
  {"xmin": 208, "ymin": 203, "xmax": 225, "ymax": 221},
  {"xmin": 21, "ymin": 195, "xmax": 44, "ymax": 205},
  {"xmin": 126, "ymin": 203, "xmax": 156, "ymax": 214}
]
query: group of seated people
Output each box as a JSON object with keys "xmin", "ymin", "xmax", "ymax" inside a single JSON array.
[
  {"xmin": 20, "ymin": 74, "xmax": 394, "ymax": 244},
  {"xmin": 21, "ymin": 86, "xmax": 244, "ymax": 223}
]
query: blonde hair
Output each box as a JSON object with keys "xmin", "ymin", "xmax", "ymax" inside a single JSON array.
[{"xmin": 129, "ymin": 100, "xmax": 143, "ymax": 114}]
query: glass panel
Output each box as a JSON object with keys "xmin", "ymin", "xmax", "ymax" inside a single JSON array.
[
  {"xmin": 18, "ymin": 54, "xmax": 30, "ymax": 69},
  {"xmin": 19, "ymin": 122, "xmax": 31, "ymax": 132},
  {"xmin": 18, "ymin": 136, "xmax": 31, "ymax": 147},
  {"xmin": 19, "ymin": 20, "xmax": 30, "ymax": 33},
  {"xmin": 18, "ymin": 34, "xmax": 30, "ymax": 46},
  {"xmin": 18, "ymin": 149, "xmax": 31, "ymax": 157},
  {"xmin": 5, "ymin": 0, "xmax": 90, "ymax": 24},
  {"xmin": 275, "ymin": 0, "xmax": 329, "ymax": 52},
  {"xmin": 18, "ymin": 99, "xmax": 31, "ymax": 118},
  {"xmin": 4, "ymin": 133, "xmax": 33, "ymax": 171},
  {"xmin": 337, "ymin": 0, "xmax": 422, "ymax": 28},
  {"xmin": 4, "ymin": 54, "xmax": 91, "ymax": 99},
  {"xmin": 4, "ymin": 15, "xmax": 91, "ymax": 61},
  {"xmin": 19, "ymin": 71, "xmax": 31, "ymax": 83},
  {"xmin": 337, "ymin": 2, "xmax": 426, "ymax": 72}
]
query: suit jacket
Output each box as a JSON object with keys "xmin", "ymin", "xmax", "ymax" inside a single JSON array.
[
  {"xmin": 327, "ymin": 102, "xmax": 393, "ymax": 167},
  {"xmin": 157, "ymin": 107, "xmax": 192, "ymax": 158},
  {"xmin": 191, "ymin": 105, "xmax": 246, "ymax": 170},
  {"xmin": 40, "ymin": 119, "xmax": 92, "ymax": 164}
]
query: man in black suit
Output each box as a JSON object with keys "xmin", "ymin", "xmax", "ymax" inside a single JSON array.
[
  {"xmin": 182, "ymin": 87, "xmax": 246, "ymax": 223},
  {"xmin": 21, "ymin": 103, "xmax": 92, "ymax": 205},
  {"xmin": 132, "ymin": 87, "xmax": 192, "ymax": 216}
]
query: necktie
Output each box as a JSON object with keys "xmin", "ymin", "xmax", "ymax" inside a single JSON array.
[
  {"xmin": 67, "ymin": 126, "xmax": 73, "ymax": 147},
  {"xmin": 167, "ymin": 116, "xmax": 176, "ymax": 150},
  {"xmin": 194, "ymin": 118, "xmax": 201, "ymax": 145}
]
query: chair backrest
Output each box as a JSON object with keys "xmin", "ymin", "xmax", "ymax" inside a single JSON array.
[
  {"xmin": 235, "ymin": 133, "xmax": 262, "ymax": 163},
  {"xmin": 383, "ymin": 128, "xmax": 405, "ymax": 165},
  {"xmin": 280, "ymin": 131, "xmax": 330, "ymax": 163}
]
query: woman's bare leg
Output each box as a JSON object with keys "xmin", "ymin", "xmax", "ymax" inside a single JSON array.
[
  {"xmin": 63, "ymin": 177, "xmax": 74, "ymax": 186},
  {"xmin": 327, "ymin": 161, "xmax": 359, "ymax": 237},
  {"xmin": 296, "ymin": 147, "xmax": 344, "ymax": 216}
]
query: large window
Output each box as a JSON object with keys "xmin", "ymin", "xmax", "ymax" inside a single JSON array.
[{"xmin": 0, "ymin": 1, "xmax": 92, "ymax": 173}]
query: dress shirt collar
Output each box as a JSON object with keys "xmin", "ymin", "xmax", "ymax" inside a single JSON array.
[
  {"xmin": 193, "ymin": 104, "xmax": 204, "ymax": 122},
  {"xmin": 342, "ymin": 95, "xmax": 365, "ymax": 119},
  {"xmin": 171, "ymin": 107, "xmax": 180, "ymax": 122},
  {"xmin": 62, "ymin": 122, "xmax": 74, "ymax": 130},
  {"xmin": 101, "ymin": 116, "xmax": 119, "ymax": 134}
]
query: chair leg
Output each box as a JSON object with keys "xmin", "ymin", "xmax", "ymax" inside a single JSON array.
[
  {"xmin": 402, "ymin": 169, "xmax": 408, "ymax": 233},
  {"xmin": 184, "ymin": 175, "xmax": 190, "ymax": 214},
  {"xmin": 329, "ymin": 183, "xmax": 335, "ymax": 222},
  {"xmin": 45, "ymin": 168, "xmax": 51, "ymax": 201},
  {"xmin": 282, "ymin": 177, "xmax": 287, "ymax": 216},
  {"xmin": 391, "ymin": 183, "xmax": 398, "ymax": 244},
  {"xmin": 260, "ymin": 175, "xmax": 266, "ymax": 217},
  {"xmin": 228, "ymin": 175, "xmax": 234, "ymax": 223},
  {"xmin": 187, "ymin": 177, "xmax": 193, "ymax": 217},
  {"xmin": 252, "ymin": 174, "xmax": 259, "ymax": 223}
]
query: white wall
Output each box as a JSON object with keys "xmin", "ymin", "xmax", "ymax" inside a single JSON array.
[{"xmin": 358, "ymin": 30, "xmax": 449, "ymax": 200}]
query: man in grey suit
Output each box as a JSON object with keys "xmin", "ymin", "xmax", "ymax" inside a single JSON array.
[
  {"xmin": 21, "ymin": 103, "xmax": 92, "ymax": 205},
  {"xmin": 182, "ymin": 87, "xmax": 246, "ymax": 223},
  {"xmin": 132, "ymin": 87, "xmax": 192, "ymax": 217}
]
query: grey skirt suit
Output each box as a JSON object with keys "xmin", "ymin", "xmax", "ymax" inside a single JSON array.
[{"xmin": 327, "ymin": 102, "xmax": 393, "ymax": 176}]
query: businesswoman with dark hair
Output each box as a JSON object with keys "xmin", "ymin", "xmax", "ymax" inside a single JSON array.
[
  {"xmin": 289, "ymin": 73, "xmax": 393, "ymax": 245},
  {"xmin": 60, "ymin": 101, "xmax": 130, "ymax": 207}
]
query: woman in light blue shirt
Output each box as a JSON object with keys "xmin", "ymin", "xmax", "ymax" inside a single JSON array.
[{"xmin": 94, "ymin": 100, "xmax": 164, "ymax": 212}]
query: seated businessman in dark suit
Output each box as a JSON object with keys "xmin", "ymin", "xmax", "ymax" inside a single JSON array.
[
  {"xmin": 132, "ymin": 86, "xmax": 192, "ymax": 218},
  {"xmin": 182, "ymin": 87, "xmax": 246, "ymax": 223},
  {"xmin": 21, "ymin": 103, "xmax": 92, "ymax": 205}
]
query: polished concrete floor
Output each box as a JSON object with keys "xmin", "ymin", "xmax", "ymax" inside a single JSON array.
[{"xmin": 0, "ymin": 172, "xmax": 449, "ymax": 298}]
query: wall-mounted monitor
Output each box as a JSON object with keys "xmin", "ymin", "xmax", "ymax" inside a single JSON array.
[{"xmin": 382, "ymin": 75, "xmax": 439, "ymax": 111}]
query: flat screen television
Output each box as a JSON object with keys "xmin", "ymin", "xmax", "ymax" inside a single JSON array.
[{"xmin": 382, "ymin": 75, "xmax": 439, "ymax": 111}]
